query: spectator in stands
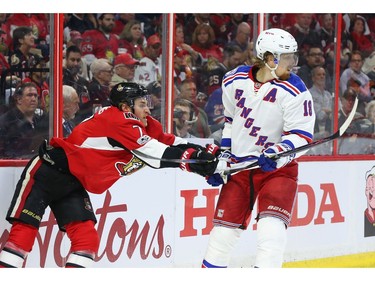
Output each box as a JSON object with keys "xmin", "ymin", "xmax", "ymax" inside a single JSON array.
[
  {"xmin": 350, "ymin": 16, "xmax": 374, "ymax": 58},
  {"xmin": 225, "ymin": 22, "xmax": 251, "ymax": 54},
  {"xmin": 63, "ymin": 31, "xmax": 90, "ymax": 81},
  {"xmin": 9, "ymin": 26, "xmax": 38, "ymax": 80},
  {"xmin": 81, "ymin": 13, "xmax": 118, "ymax": 64},
  {"xmin": 268, "ymin": 13, "xmax": 297, "ymax": 29},
  {"xmin": 340, "ymin": 50, "xmax": 372, "ymax": 115},
  {"xmin": 203, "ymin": 45, "xmax": 244, "ymax": 134},
  {"xmin": 339, "ymin": 88, "xmax": 365, "ymax": 134},
  {"xmin": 62, "ymin": 85, "xmax": 80, "ymax": 138},
  {"xmin": 175, "ymin": 22, "xmax": 201, "ymax": 64},
  {"xmin": 244, "ymin": 41, "xmax": 257, "ymax": 66},
  {"xmin": 22, "ymin": 54, "xmax": 49, "ymax": 113},
  {"xmin": 146, "ymin": 81, "xmax": 162, "ymax": 122},
  {"xmin": 200, "ymin": 44, "xmax": 243, "ymax": 97},
  {"xmin": 178, "ymin": 79, "xmax": 211, "ymax": 138},
  {"xmin": 209, "ymin": 14, "xmax": 231, "ymax": 48},
  {"xmin": 340, "ymin": 51, "xmax": 371, "ymax": 93},
  {"xmin": 362, "ymin": 50, "xmax": 375, "ymax": 81},
  {"xmin": 357, "ymin": 100, "xmax": 375, "ymax": 155},
  {"xmin": 298, "ymin": 45, "xmax": 333, "ymax": 92},
  {"xmin": 309, "ymin": 66, "xmax": 333, "ymax": 136},
  {"xmin": 173, "ymin": 98, "xmax": 198, "ymax": 139},
  {"xmin": 286, "ymin": 14, "xmax": 320, "ymax": 65},
  {"xmin": 317, "ymin": 14, "xmax": 335, "ymax": 53},
  {"xmin": 111, "ymin": 53, "xmax": 139, "ymax": 86},
  {"xmin": 62, "ymin": 45, "xmax": 90, "ymax": 125},
  {"xmin": 191, "ymin": 23, "xmax": 223, "ymax": 63},
  {"xmin": 65, "ymin": 13, "xmax": 97, "ymax": 35},
  {"xmin": 338, "ymin": 88, "xmax": 370, "ymax": 154},
  {"xmin": 173, "ymin": 46, "xmax": 193, "ymax": 91},
  {"xmin": 184, "ymin": 14, "xmax": 216, "ymax": 45},
  {"xmin": 65, "ymin": 30, "xmax": 83, "ymax": 49},
  {"xmin": 343, "ymin": 14, "xmax": 371, "ymax": 40},
  {"xmin": 0, "ymin": 51, "xmax": 19, "ymax": 103},
  {"xmin": 7, "ymin": 14, "xmax": 49, "ymax": 50},
  {"xmin": 134, "ymin": 34, "xmax": 162, "ymax": 87},
  {"xmin": 118, "ymin": 19, "xmax": 145, "ymax": 60},
  {"xmin": 0, "ymin": 13, "xmax": 11, "ymax": 56},
  {"xmin": 316, "ymin": 13, "xmax": 336, "ymax": 74},
  {"xmin": 0, "ymin": 82, "xmax": 48, "ymax": 158},
  {"xmin": 225, "ymin": 14, "xmax": 248, "ymax": 43},
  {"xmin": 204, "ymin": 87, "xmax": 225, "ymax": 135},
  {"xmin": 363, "ymin": 100, "xmax": 375, "ymax": 135},
  {"xmin": 348, "ymin": 77, "xmax": 373, "ymax": 116},
  {"xmin": 87, "ymin": 58, "xmax": 113, "ymax": 116},
  {"xmin": 112, "ymin": 13, "xmax": 135, "ymax": 36}
]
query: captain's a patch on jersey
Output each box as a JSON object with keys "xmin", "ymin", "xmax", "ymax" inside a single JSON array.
[
  {"xmin": 123, "ymin": 112, "xmax": 140, "ymax": 121},
  {"xmin": 137, "ymin": 135, "xmax": 151, "ymax": 145}
]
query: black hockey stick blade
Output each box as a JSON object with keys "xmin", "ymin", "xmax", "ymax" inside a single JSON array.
[{"xmin": 224, "ymin": 97, "xmax": 359, "ymax": 175}]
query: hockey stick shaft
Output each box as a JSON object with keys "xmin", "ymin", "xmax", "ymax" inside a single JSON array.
[
  {"xmin": 132, "ymin": 150, "xmax": 215, "ymax": 164},
  {"xmin": 224, "ymin": 97, "xmax": 359, "ymax": 175}
]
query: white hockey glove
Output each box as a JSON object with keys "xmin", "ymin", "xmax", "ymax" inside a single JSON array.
[
  {"xmin": 206, "ymin": 150, "xmax": 232, "ymax": 186},
  {"xmin": 258, "ymin": 142, "xmax": 295, "ymax": 172}
]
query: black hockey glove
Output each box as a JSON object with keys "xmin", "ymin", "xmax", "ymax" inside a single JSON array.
[
  {"xmin": 206, "ymin": 150, "xmax": 232, "ymax": 186},
  {"xmin": 179, "ymin": 148, "xmax": 218, "ymax": 177}
]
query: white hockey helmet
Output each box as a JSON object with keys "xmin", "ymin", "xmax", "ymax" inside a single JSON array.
[{"xmin": 256, "ymin": 28, "xmax": 298, "ymax": 61}]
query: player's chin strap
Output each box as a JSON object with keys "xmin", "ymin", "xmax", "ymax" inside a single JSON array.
[{"xmin": 265, "ymin": 61, "xmax": 279, "ymax": 79}]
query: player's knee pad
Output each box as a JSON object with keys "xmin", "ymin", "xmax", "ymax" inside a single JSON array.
[
  {"xmin": 254, "ymin": 216, "xmax": 287, "ymax": 268},
  {"xmin": 65, "ymin": 220, "xmax": 99, "ymax": 268},
  {"xmin": 202, "ymin": 226, "xmax": 243, "ymax": 268},
  {"xmin": 0, "ymin": 222, "xmax": 38, "ymax": 267}
]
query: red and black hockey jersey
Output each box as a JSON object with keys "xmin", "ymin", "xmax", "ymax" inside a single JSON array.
[{"xmin": 50, "ymin": 106, "xmax": 184, "ymax": 194}]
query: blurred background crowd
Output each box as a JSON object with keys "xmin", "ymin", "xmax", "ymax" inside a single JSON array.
[{"xmin": 0, "ymin": 13, "xmax": 375, "ymax": 159}]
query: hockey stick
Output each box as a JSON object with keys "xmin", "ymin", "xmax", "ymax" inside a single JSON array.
[
  {"xmin": 223, "ymin": 97, "xmax": 359, "ymax": 175},
  {"xmin": 132, "ymin": 150, "xmax": 216, "ymax": 164}
]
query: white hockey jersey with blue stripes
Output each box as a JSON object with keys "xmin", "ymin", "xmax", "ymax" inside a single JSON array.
[{"xmin": 220, "ymin": 65, "xmax": 315, "ymax": 168}]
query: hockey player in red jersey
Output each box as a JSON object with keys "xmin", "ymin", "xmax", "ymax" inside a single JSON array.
[
  {"xmin": 0, "ymin": 82, "xmax": 219, "ymax": 268},
  {"xmin": 202, "ymin": 28, "xmax": 315, "ymax": 268}
]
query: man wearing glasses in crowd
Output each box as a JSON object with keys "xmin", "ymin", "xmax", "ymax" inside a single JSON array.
[{"xmin": 111, "ymin": 53, "xmax": 140, "ymax": 86}]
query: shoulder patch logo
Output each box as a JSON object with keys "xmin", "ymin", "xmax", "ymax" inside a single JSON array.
[
  {"xmin": 137, "ymin": 135, "xmax": 151, "ymax": 145},
  {"xmin": 123, "ymin": 112, "xmax": 140, "ymax": 121}
]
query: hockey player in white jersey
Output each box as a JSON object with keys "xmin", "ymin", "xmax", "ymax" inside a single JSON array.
[{"xmin": 202, "ymin": 28, "xmax": 315, "ymax": 268}]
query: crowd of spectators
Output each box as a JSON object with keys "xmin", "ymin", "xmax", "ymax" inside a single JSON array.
[{"xmin": 1, "ymin": 13, "xmax": 375, "ymax": 159}]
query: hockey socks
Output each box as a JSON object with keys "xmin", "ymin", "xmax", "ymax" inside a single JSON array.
[
  {"xmin": 0, "ymin": 242, "xmax": 28, "ymax": 268},
  {"xmin": 202, "ymin": 226, "xmax": 243, "ymax": 268},
  {"xmin": 64, "ymin": 220, "xmax": 99, "ymax": 268},
  {"xmin": 254, "ymin": 217, "xmax": 287, "ymax": 268},
  {"xmin": 65, "ymin": 251, "xmax": 95, "ymax": 268},
  {"xmin": 0, "ymin": 222, "xmax": 38, "ymax": 268}
]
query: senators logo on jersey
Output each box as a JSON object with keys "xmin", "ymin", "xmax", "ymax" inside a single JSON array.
[{"xmin": 115, "ymin": 157, "xmax": 145, "ymax": 176}]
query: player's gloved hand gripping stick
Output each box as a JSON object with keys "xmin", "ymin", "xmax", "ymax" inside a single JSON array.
[
  {"xmin": 258, "ymin": 142, "xmax": 295, "ymax": 172},
  {"xmin": 206, "ymin": 150, "xmax": 232, "ymax": 186}
]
